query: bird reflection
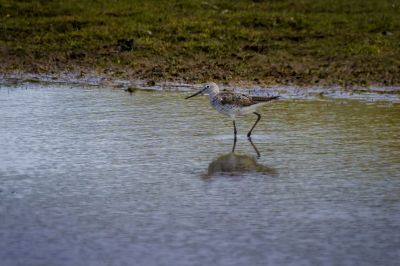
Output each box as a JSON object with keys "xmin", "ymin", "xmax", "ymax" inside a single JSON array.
[{"xmin": 205, "ymin": 138, "xmax": 278, "ymax": 178}]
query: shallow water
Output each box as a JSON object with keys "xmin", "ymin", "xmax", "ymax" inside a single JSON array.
[{"xmin": 0, "ymin": 83, "xmax": 399, "ymax": 266}]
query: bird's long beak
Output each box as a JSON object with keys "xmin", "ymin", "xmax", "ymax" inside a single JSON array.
[{"xmin": 185, "ymin": 87, "xmax": 206, "ymax": 99}]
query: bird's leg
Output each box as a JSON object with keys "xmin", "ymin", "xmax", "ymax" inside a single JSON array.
[
  {"xmin": 232, "ymin": 120, "xmax": 237, "ymax": 153},
  {"xmin": 247, "ymin": 112, "xmax": 261, "ymax": 139},
  {"xmin": 231, "ymin": 120, "xmax": 238, "ymax": 153},
  {"xmin": 248, "ymin": 138, "xmax": 261, "ymax": 158},
  {"xmin": 232, "ymin": 135, "xmax": 237, "ymax": 153}
]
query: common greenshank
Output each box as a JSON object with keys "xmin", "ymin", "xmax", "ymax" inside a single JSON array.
[{"xmin": 185, "ymin": 82, "xmax": 279, "ymax": 138}]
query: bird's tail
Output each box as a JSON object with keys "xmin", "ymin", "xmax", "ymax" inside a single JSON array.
[{"xmin": 252, "ymin": 95, "xmax": 280, "ymax": 102}]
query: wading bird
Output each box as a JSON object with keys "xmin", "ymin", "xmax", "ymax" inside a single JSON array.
[{"xmin": 185, "ymin": 82, "xmax": 279, "ymax": 139}]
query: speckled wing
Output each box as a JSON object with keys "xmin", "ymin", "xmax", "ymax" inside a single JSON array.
[
  {"xmin": 251, "ymin": 95, "xmax": 280, "ymax": 103},
  {"xmin": 217, "ymin": 92, "xmax": 254, "ymax": 106},
  {"xmin": 217, "ymin": 92, "xmax": 279, "ymax": 106}
]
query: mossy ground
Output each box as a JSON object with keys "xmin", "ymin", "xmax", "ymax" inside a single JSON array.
[{"xmin": 1, "ymin": 0, "xmax": 399, "ymax": 86}]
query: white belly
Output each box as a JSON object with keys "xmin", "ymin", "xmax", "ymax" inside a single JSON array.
[{"xmin": 211, "ymin": 99, "xmax": 266, "ymax": 118}]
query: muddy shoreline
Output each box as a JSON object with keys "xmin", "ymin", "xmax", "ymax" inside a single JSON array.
[
  {"xmin": 1, "ymin": 72, "xmax": 399, "ymax": 103},
  {"xmin": 2, "ymin": 1, "xmax": 399, "ymax": 89}
]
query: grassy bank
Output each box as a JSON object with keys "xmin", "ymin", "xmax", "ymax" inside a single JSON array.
[{"xmin": 1, "ymin": 0, "xmax": 399, "ymax": 86}]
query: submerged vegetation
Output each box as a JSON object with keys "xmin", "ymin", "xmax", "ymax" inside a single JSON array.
[{"xmin": 1, "ymin": 0, "xmax": 399, "ymax": 86}]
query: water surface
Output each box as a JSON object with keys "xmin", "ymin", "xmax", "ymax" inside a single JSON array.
[{"xmin": 1, "ymin": 83, "xmax": 399, "ymax": 265}]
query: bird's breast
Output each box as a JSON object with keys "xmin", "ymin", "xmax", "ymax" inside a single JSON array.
[{"xmin": 210, "ymin": 99, "xmax": 241, "ymax": 116}]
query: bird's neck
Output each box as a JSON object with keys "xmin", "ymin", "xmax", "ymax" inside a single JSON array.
[{"xmin": 207, "ymin": 89, "xmax": 219, "ymax": 99}]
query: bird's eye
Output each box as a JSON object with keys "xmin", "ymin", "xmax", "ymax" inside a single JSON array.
[{"xmin": 206, "ymin": 85, "xmax": 210, "ymax": 89}]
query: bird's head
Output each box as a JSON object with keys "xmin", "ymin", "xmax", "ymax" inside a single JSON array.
[{"xmin": 185, "ymin": 82, "xmax": 220, "ymax": 99}]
